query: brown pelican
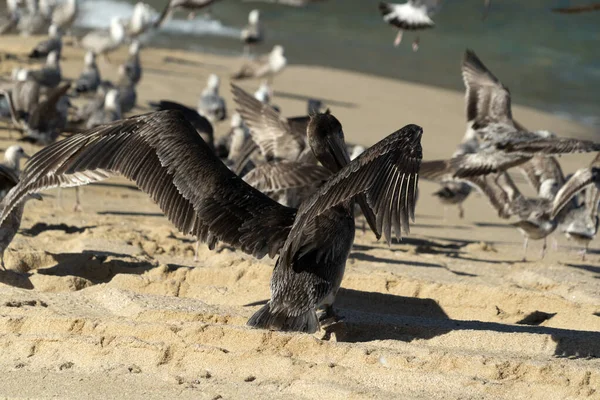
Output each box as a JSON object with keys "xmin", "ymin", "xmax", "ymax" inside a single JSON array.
[
  {"xmin": 74, "ymin": 51, "xmax": 101, "ymax": 94},
  {"xmin": 28, "ymin": 23, "xmax": 62, "ymax": 59},
  {"xmin": 378, "ymin": 1, "xmax": 438, "ymax": 51},
  {"xmin": 0, "ymin": 110, "xmax": 422, "ymax": 333},
  {"xmin": 552, "ymin": 2, "xmax": 600, "ymax": 13},
  {"xmin": 51, "ymin": 0, "xmax": 77, "ymax": 33},
  {"xmin": 154, "ymin": 0, "xmax": 221, "ymax": 27},
  {"xmin": 241, "ymin": 9, "xmax": 263, "ymax": 56},
  {"xmin": 197, "ymin": 74, "xmax": 226, "ymax": 123},
  {"xmin": 231, "ymin": 45, "xmax": 287, "ymax": 83}
]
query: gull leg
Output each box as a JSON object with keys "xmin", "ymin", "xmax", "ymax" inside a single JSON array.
[
  {"xmin": 394, "ymin": 30, "xmax": 403, "ymax": 47},
  {"xmin": 522, "ymin": 236, "xmax": 528, "ymax": 262},
  {"xmin": 581, "ymin": 243, "xmax": 588, "ymax": 262},
  {"xmin": 412, "ymin": 36, "xmax": 420, "ymax": 52},
  {"xmin": 552, "ymin": 237, "xmax": 558, "ymax": 251},
  {"xmin": 540, "ymin": 237, "xmax": 547, "ymax": 259},
  {"xmin": 73, "ymin": 187, "xmax": 83, "ymax": 212},
  {"xmin": 458, "ymin": 203, "xmax": 465, "ymax": 219},
  {"xmin": 194, "ymin": 240, "xmax": 200, "ymax": 262}
]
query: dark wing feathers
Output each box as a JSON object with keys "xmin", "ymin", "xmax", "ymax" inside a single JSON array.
[
  {"xmin": 462, "ymin": 49, "xmax": 513, "ymax": 127},
  {"xmin": 280, "ymin": 124, "xmax": 423, "ymax": 266},
  {"xmin": 231, "ymin": 84, "xmax": 305, "ymax": 160},
  {"xmin": 496, "ymin": 138, "xmax": 600, "ymax": 155},
  {"xmin": 243, "ymin": 161, "xmax": 330, "ymax": 192},
  {"xmin": 551, "ymin": 166, "xmax": 600, "ymax": 218},
  {"xmin": 1, "ymin": 110, "xmax": 296, "ymax": 259}
]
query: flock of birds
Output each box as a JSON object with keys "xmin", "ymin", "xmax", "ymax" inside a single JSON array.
[{"xmin": 0, "ymin": 0, "xmax": 597, "ymax": 335}]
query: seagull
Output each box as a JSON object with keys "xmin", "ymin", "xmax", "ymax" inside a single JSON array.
[
  {"xmin": 28, "ymin": 23, "xmax": 62, "ymax": 59},
  {"xmin": 378, "ymin": 1, "xmax": 439, "ymax": 51},
  {"xmin": 86, "ymin": 88, "xmax": 121, "ymax": 129},
  {"xmin": 254, "ymin": 81, "xmax": 272, "ymax": 104},
  {"xmin": 26, "ymin": 50, "xmax": 62, "ymax": 88},
  {"xmin": 51, "ymin": 0, "xmax": 77, "ymax": 34},
  {"xmin": 0, "ymin": 109, "xmax": 421, "ymax": 333},
  {"xmin": 74, "ymin": 81, "xmax": 113, "ymax": 124},
  {"xmin": 154, "ymin": 0, "xmax": 221, "ymax": 27},
  {"xmin": 17, "ymin": 0, "xmax": 48, "ymax": 36},
  {"xmin": 74, "ymin": 51, "xmax": 101, "ymax": 94},
  {"xmin": 557, "ymin": 187, "xmax": 599, "ymax": 261},
  {"xmin": 124, "ymin": 41, "xmax": 142, "ymax": 85},
  {"xmin": 232, "ymin": 45, "xmax": 287, "ymax": 83},
  {"xmin": 241, "ymin": 9, "xmax": 264, "ymax": 56},
  {"xmin": 116, "ymin": 64, "xmax": 137, "ymax": 114},
  {"xmin": 127, "ymin": 2, "xmax": 154, "ymax": 38},
  {"xmin": 80, "ymin": 16, "xmax": 125, "ymax": 60},
  {"xmin": 197, "ymin": 74, "xmax": 226, "ymax": 123}
]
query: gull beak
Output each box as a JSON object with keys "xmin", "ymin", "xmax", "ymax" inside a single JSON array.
[{"xmin": 22, "ymin": 152, "xmax": 30, "ymax": 159}]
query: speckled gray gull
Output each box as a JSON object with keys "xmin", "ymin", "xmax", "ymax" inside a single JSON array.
[
  {"xmin": 26, "ymin": 50, "xmax": 61, "ymax": 88},
  {"xmin": 231, "ymin": 45, "xmax": 287, "ymax": 83},
  {"xmin": 86, "ymin": 88, "xmax": 121, "ymax": 129},
  {"xmin": 28, "ymin": 23, "xmax": 62, "ymax": 59},
  {"xmin": 80, "ymin": 16, "xmax": 125, "ymax": 59},
  {"xmin": 74, "ymin": 51, "xmax": 101, "ymax": 94},
  {"xmin": 0, "ymin": 109, "xmax": 421, "ymax": 333},
  {"xmin": 197, "ymin": 74, "xmax": 226, "ymax": 123}
]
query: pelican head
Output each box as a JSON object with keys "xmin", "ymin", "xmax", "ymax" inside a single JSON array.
[
  {"xmin": 84, "ymin": 51, "xmax": 96, "ymax": 66},
  {"xmin": 307, "ymin": 111, "xmax": 350, "ymax": 173},
  {"xmin": 207, "ymin": 74, "xmax": 220, "ymax": 91},
  {"xmin": 249, "ymin": 9, "xmax": 260, "ymax": 24}
]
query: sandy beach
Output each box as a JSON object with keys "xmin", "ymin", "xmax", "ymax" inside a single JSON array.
[{"xmin": 0, "ymin": 36, "xmax": 599, "ymax": 399}]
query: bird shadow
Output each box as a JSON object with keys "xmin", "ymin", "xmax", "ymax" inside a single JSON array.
[
  {"xmin": 273, "ymin": 90, "xmax": 357, "ymax": 109},
  {"xmin": 162, "ymin": 56, "xmax": 225, "ymax": 70},
  {"xmin": 96, "ymin": 211, "xmax": 164, "ymax": 218},
  {"xmin": 473, "ymin": 222, "xmax": 516, "ymax": 229},
  {"xmin": 414, "ymin": 223, "xmax": 471, "ymax": 230},
  {"xmin": 564, "ymin": 263, "xmax": 600, "ymax": 279},
  {"xmin": 20, "ymin": 223, "xmax": 96, "ymax": 237},
  {"xmin": 0, "ymin": 269, "xmax": 34, "ymax": 290},
  {"xmin": 334, "ymin": 289, "xmax": 600, "ymax": 358}
]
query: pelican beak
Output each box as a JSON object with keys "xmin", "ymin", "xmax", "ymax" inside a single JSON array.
[{"xmin": 327, "ymin": 132, "xmax": 351, "ymax": 172}]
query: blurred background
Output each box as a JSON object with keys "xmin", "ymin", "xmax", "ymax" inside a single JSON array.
[{"xmin": 5, "ymin": 0, "xmax": 598, "ymax": 130}]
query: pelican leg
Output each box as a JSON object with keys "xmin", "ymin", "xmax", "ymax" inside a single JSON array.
[
  {"xmin": 522, "ymin": 237, "xmax": 529, "ymax": 262},
  {"xmin": 540, "ymin": 237, "xmax": 547, "ymax": 259},
  {"xmin": 317, "ymin": 304, "xmax": 345, "ymax": 341},
  {"xmin": 412, "ymin": 36, "xmax": 420, "ymax": 52},
  {"xmin": 394, "ymin": 30, "xmax": 403, "ymax": 47},
  {"xmin": 458, "ymin": 203, "xmax": 465, "ymax": 219},
  {"xmin": 580, "ymin": 244, "xmax": 588, "ymax": 262}
]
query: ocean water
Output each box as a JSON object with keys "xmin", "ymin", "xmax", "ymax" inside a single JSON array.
[{"xmin": 49, "ymin": 1, "xmax": 600, "ymax": 130}]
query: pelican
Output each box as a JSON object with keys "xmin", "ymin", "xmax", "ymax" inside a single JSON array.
[
  {"xmin": 80, "ymin": 16, "xmax": 125, "ymax": 59},
  {"xmin": 232, "ymin": 45, "xmax": 287, "ymax": 83},
  {"xmin": 0, "ymin": 110, "xmax": 421, "ymax": 333},
  {"xmin": 197, "ymin": 74, "xmax": 226, "ymax": 123},
  {"xmin": 241, "ymin": 9, "xmax": 263, "ymax": 56},
  {"xmin": 154, "ymin": 0, "xmax": 222, "ymax": 27},
  {"xmin": 28, "ymin": 23, "xmax": 62, "ymax": 59},
  {"xmin": 0, "ymin": 146, "xmax": 41, "ymax": 270},
  {"xmin": 74, "ymin": 51, "xmax": 101, "ymax": 94},
  {"xmin": 51, "ymin": 0, "xmax": 77, "ymax": 33}
]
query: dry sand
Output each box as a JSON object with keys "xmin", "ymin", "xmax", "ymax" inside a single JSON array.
[{"xmin": 0, "ymin": 36, "xmax": 599, "ymax": 399}]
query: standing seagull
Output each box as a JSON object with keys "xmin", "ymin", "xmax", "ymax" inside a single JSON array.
[
  {"xmin": 124, "ymin": 41, "xmax": 142, "ymax": 85},
  {"xmin": 232, "ymin": 45, "xmax": 287, "ymax": 83},
  {"xmin": 378, "ymin": 1, "xmax": 439, "ymax": 51},
  {"xmin": 127, "ymin": 2, "xmax": 154, "ymax": 38},
  {"xmin": 154, "ymin": 0, "xmax": 222, "ymax": 27},
  {"xmin": 74, "ymin": 51, "xmax": 101, "ymax": 94},
  {"xmin": 51, "ymin": 0, "xmax": 78, "ymax": 34},
  {"xmin": 28, "ymin": 24, "xmax": 62, "ymax": 59},
  {"xmin": 0, "ymin": 110, "xmax": 421, "ymax": 334},
  {"xmin": 27, "ymin": 50, "xmax": 62, "ymax": 88},
  {"xmin": 241, "ymin": 9, "xmax": 264, "ymax": 56},
  {"xmin": 197, "ymin": 74, "xmax": 226, "ymax": 123},
  {"xmin": 80, "ymin": 16, "xmax": 125, "ymax": 60}
]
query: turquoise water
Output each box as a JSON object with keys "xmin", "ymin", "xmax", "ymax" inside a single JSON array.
[{"xmin": 74, "ymin": 0, "xmax": 600, "ymax": 130}]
